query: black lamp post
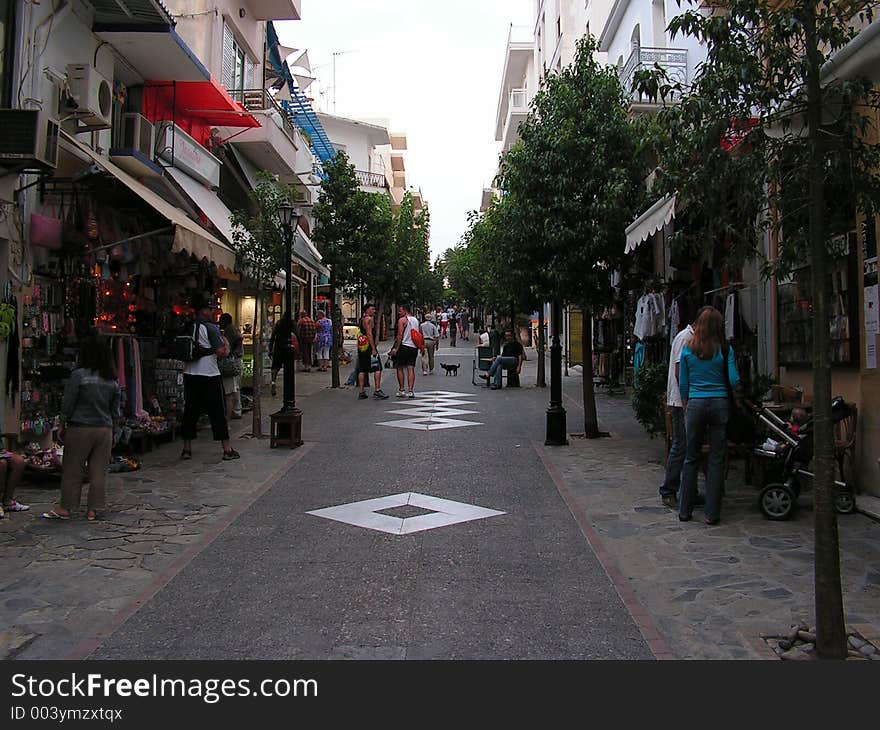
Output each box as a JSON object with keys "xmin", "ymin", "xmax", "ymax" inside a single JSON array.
[
  {"xmin": 277, "ymin": 200, "xmax": 301, "ymax": 416},
  {"xmin": 545, "ymin": 297, "xmax": 568, "ymax": 445}
]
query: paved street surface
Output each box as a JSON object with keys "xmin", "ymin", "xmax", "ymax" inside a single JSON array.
[{"xmin": 1, "ymin": 341, "xmax": 878, "ymax": 660}]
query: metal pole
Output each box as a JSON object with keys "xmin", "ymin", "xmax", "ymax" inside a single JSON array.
[
  {"xmin": 546, "ymin": 297, "xmax": 568, "ymax": 445},
  {"xmin": 281, "ymin": 222, "xmax": 299, "ymax": 414}
]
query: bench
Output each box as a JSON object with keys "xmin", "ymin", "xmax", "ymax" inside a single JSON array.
[{"xmin": 472, "ymin": 346, "xmax": 520, "ymax": 388}]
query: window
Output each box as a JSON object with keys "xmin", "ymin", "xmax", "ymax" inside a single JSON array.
[
  {"xmin": 222, "ymin": 23, "xmax": 253, "ymax": 96},
  {"xmin": 777, "ymin": 233, "xmax": 859, "ymax": 367}
]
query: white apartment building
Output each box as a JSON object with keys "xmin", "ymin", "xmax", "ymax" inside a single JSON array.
[{"xmin": 599, "ymin": 0, "xmax": 706, "ymax": 115}]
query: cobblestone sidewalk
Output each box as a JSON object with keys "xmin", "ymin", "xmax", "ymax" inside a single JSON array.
[
  {"xmin": 0, "ymin": 372, "xmax": 330, "ymax": 661},
  {"xmin": 545, "ymin": 377, "xmax": 880, "ymax": 659}
]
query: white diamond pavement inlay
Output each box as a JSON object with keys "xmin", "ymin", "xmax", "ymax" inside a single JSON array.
[
  {"xmin": 306, "ymin": 492, "xmax": 505, "ymax": 535},
  {"xmin": 376, "ymin": 391, "xmax": 484, "ymax": 432}
]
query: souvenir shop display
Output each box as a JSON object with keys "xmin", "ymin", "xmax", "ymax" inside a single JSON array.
[
  {"xmin": 22, "ymin": 442, "xmax": 64, "ymax": 479},
  {"xmin": 593, "ymin": 303, "xmax": 624, "ymax": 392}
]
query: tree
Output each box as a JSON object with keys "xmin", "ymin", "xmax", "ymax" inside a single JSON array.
[
  {"xmin": 312, "ymin": 153, "xmax": 389, "ymax": 387},
  {"xmin": 637, "ymin": 1, "xmax": 880, "ymax": 658},
  {"xmin": 500, "ymin": 36, "xmax": 646, "ymax": 436},
  {"xmin": 230, "ymin": 173, "xmax": 298, "ymax": 438}
]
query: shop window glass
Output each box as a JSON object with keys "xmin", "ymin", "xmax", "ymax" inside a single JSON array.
[{"xmin": 777, "ymin": 232, "xmax": 858, "ymax": 367}]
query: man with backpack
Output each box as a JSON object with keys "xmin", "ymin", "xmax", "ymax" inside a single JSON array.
[
  {"xmin": 296, "ymin": 310, "xmax": 317, "ymax": 372},
  {"xmin": 178, "ymin": 296, "xmax": 239, "ymax": 461}
]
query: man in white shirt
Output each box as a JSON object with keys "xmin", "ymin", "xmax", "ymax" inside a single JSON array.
[
  {"xmin": 181, "ymin": 298, "xmax": 238, "ymax": 462},
  {"xmin": 420, "ymin": 313, "xmax": 439, "ymax": 375},
  {"xmin": 660, "ymin": 311, "xmax": 709, "ymax": 508}
]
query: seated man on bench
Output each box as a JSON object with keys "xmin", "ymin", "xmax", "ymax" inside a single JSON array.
[{"xmin": 479, "ymin": 331, "xmax": 524, "ymax": 389}]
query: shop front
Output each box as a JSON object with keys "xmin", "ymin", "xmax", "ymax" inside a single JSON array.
[{"xmin": 6, "ymin": 131, "xmax": 238, "ymax": 477}]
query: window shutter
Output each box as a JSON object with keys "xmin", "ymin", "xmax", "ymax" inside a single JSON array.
[
  {"xmin": 221, "ymin": 23, "xmax": 235, "ymax": 91},
  {"xmin": 245, "ymin": 58, "xmax": 256, "ymax": 90}
]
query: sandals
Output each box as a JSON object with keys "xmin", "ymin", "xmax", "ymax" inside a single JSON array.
[
  {"xmin": 41, "ymin": 509, "xmax": 70, "ymax": 520},
  {"xmin": 3, "ymin": 500, "xmax": 30, "ymax": 512},
  {"xmin": 222, "ymin": 449, "xmax": 241, "ymax": 461},
  {"xmin": 87, "ymin": 511, "xmax": 100, "ymax": 522},
  {"xmin": 180, "ymin": 449, "xmax": 192, "ymax": 460}
]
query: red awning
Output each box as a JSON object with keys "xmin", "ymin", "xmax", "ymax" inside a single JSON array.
[{"xmin": 145, "ymin": 78, "xmax": 261, "ymax": 128}]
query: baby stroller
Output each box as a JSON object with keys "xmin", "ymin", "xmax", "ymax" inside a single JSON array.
[{"xmin": 751, "ymin": 397, "xmax": 856, "ymax": 520}]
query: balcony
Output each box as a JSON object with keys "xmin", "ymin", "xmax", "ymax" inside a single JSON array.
[
  {"xmin": 225, "ymin": 88, "xmax": 314, "ymax": 185},
  {"xmin": 356, "ymin": 170, "xmax": 388, "ymax": 189},
  {"xmin": 620, "ymin": 47, "xmax": 688, "ymax": 114},
  {"xmin": 247, "ymin": 0, "xmax": 301, "ymax": 21},
  {"xmin": 500, "ymin": 88, "xmax": 529, "ymax": 151}
]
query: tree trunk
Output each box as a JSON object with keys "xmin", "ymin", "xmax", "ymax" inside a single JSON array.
[
  {"xmin": 377, "ymin": 295, "xmax": 388, "ymax": 342},
  {"xmin": 581, "ymin": 305, "xmax": 600, "ymax": 438},
  {"xmin": 250, "ymin": 291, "xmax": 263, "ymax": 438},
  {"xmin": 537, "ymin": 304, "xmax": 546, "ymax": 387},
  {"xmin": 805, "ymin": 11, "xmax": 847, "ymax": 660},
  {"xmin": 330, "ymin": 271, "xmax": 341, "ymax": 388}
]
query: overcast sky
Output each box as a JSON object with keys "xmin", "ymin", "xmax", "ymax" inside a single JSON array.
[{"xmin": 276, "ymin": 0, "xmax": 533, "ymax": 262}]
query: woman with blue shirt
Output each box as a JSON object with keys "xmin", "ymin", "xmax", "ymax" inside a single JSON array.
[{"xmin": 678, "ymin": 306, "xmax": 740, "ymax": 525}]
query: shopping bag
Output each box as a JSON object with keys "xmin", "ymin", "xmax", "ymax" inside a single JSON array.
[{"xmin": 30, "ymin": 198, "xmax": 63, "ymax": 249}]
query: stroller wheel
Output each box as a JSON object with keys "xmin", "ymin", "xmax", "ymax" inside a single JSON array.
[
  {"xmin": 834, "ymin": 491, "xmax": 856, "ymax": 515},
  {"xmin": 760, "ymin": 483, "xmax": 796, "ymax": 520}
]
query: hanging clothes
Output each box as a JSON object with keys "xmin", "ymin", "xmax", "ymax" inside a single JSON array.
[
  {"xmin": 725, "ymin": 292, "xmax": 736, "ymax": 340},
  {"xmin": 668, "ymin": 299, "xmax": 680, "ymax": 339}
]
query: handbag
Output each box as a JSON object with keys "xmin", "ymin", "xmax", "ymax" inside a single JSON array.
[
  {"xmin": 218, "ymin": 355, "xmax": 242, "ymax": 376},
  {"xmin": 722, "ymin": 344, "xmax": 754, "ymax": 445},
  {"xmin": 408, "ymin": 318, "xmax": 425, "ymax": 350},
  {"xmin": 30, "ymin": 197, "xmax": 64, "ymax": 250}
]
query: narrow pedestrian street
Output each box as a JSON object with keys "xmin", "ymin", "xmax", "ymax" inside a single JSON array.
[{"xmin": 2, "ymin": 344, "xmax": 878, "ymax": 660}]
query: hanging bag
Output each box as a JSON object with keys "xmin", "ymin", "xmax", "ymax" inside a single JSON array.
[
  {"xmin": 30, "ymin": 196, "xmax": 64, "ymax": 249},
  {"xmin": 408, "ymin": 317, "xmax": 425, "ymax": 351}
]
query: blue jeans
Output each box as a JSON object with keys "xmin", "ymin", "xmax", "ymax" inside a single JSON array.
[
  {"xmin": 680, "ymin": 398, "xmax": 728, "ymax": 521},
  {"xmin": 660, "ymin": 406, "xmax": 685, "ymax": 497},
  {"xmin": 488, "ymin": 356, "xmax": 518, "ymax": 387}
]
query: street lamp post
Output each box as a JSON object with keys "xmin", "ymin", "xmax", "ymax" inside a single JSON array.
[
  {"xmin": 545, "ymin": 297, "xmax": 568, "ymax": 445},
  {"xmin": 278, "ymin": 201, "xmax": 301, "ymax": 414}
]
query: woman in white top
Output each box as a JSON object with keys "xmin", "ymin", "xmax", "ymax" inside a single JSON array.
[{"xmin": 440, "ymin": 310, "xmax": 449, "ymax": 338}]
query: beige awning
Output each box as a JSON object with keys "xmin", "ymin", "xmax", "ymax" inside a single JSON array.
[
  {"xmin": 625, "ymin": 194, "xmax": 676, "ymax": 254},
  {"xmin": 59, "ymin": 131, "xmax": 237, "ymax": 273}
]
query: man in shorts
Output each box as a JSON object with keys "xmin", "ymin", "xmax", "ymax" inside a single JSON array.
[
  {"xmin": 390, "ymin": 303, "xmax": 420, "ymax": 398},
  {"xmin": 357, "ymin": 303, "xmax": 388, "ymax": 400}
]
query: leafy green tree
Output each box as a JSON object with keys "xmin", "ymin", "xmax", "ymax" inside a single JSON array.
[
  {"xmin": 500, "ymin": 36, "xmax": 646, "ymax": 436},
  {"xmin": 230, "ymin": 173, "xmax": 299, "ymax": 438},
  {"xmin": 637, "ymin": 0, "xmax": 880, "ymax": 658},
  {"xmin": 313, "ymin": 153, "xmax": 388, "ymax": 386}
]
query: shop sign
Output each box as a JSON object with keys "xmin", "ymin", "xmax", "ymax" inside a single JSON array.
[{"xmin": 155, "ymin": 121, "xmax": 221, "ymax": 188}]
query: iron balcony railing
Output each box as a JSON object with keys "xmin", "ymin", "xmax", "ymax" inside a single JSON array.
[
  {"xmin": 228, "ymin": 88, "xmax": 300, "ymax": 147},
  {"xmin": 620, "ymin": 47, "xmax": 688, "ymax": 105},
  {"xmin": 355, "ymin": 169, "xmax": 388, "ymax": 188}
]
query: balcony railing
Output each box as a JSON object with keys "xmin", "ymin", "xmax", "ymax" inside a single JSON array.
[
  {"xmin": 509, "ymin": 88, "xmax": 529, "ymax": 114},
  {"xmin": 228, "ymin": 88, "xmax": 299, "ymax": 147},
  {"xmin": 356, "ymin": 170, "xmax": 388, "ymax": 188},
  {"xmin": 620, "ymin": 47, "xmax": 688, "ymax": 106}
]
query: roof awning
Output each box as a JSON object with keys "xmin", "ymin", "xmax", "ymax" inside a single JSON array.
[
  {"xmin": 89, "ymin": 0, "xmax": 173, "ymax": 28},
  {"xmin": 167, "ymin": 167, "xmax": 239, "ymax": 248},
  {"xmin": 59, "ymin": 131, "xmax": 237, "ymax": 273},
  {"xmin": 145, "ymin": 79, "xmax": 261, "ymax": 128},
  {"xmin": 294, "ymin": 227, "xmax": 329, "ymax": 277},
  {"xmin": 625, "ymin": 195, "xmax": 676, "ymax": 254}
]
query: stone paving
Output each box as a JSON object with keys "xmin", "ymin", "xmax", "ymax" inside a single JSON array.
[
  {"xmin": 0, "ymin": 373, "xmax": 329, "ymax": 660},
  {"xmin": 2, "ymin": 344, "xmax": 878, "ymax": 661},
  {"xmin": 545, "ymin": 367, "xmax": 880, "ymax": 659}
]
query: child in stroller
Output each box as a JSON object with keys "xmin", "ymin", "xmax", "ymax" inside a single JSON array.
[{"xmin": 751, "ymin": 397, "xmax": 856, "ymax": 520}]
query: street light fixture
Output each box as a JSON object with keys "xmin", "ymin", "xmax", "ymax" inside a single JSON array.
[{"xmin": 276, "ymin": 200, "xmax": 302, "ymax": 420}]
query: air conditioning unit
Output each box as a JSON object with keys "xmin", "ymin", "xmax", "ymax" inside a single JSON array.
[
  {"xmin": 0, "ymin": 109, "xmax": 59, "ymax": 170},
  {"xmin": 66, "ymin": 64, "xmax": 113, "ymax": 129},
  {"xmin": 121, "ymin": 113, "xmax": 154, "ymax": 157}
]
